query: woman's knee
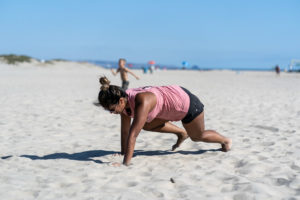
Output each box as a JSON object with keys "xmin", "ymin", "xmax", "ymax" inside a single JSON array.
[
  {"xmin": 188, "ymin": 132, "xmax": 205, "ymax": 142},
  {"xmin": 142, "ymin": 124, "xmax": 151, "ymax": 131},
  {"xmin": 189, "ymin": 135, "xmax": 203, "ymax": 141},
  {"xmin": 190, "ymin": 137, "xmax": 199, "ymax": 142},
  {"xmin": 143, "ymin": 123, "xmax": 165, "ymax": 131}
]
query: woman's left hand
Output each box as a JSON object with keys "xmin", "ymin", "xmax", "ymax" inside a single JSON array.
[{"xmin": 111, "ymin": 162, "xmax": 121, "ymax": 167}]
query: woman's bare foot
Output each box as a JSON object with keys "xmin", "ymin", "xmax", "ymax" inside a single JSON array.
[
  {"xmin": 221, "ymin": 138, "xmax": 232, "ymax": 152},
  {"xmin": 172, "ymin": 133, "xmax": 189, "ymax": 151}
]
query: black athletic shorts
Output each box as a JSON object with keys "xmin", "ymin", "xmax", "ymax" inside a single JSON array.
[
  {"xmin": 122, "ymin": 81, "xmax": 129, "ymax": 90},
  {"xmin": 181, "ymin": 87, "xmax": 204, "ymax": 124}
]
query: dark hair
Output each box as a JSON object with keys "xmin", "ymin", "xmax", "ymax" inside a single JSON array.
[
  {"xmin": 98, "ymin": 76, "xmax": 127, "ymax": 109},
  {"xmin": 119, "ymin": 58, "xmax": 126, "ymax": 63}
]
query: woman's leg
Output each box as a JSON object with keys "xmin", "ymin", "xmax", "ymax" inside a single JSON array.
[
  {"xmin": 182, "ymin": 112, "xmax": 232, "ymax": 151},
  {"xmin": 143, "ymin": 118, "xmax": 189, "ymax": 151}
]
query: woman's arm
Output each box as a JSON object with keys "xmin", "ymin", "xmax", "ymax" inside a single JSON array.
[
  {"xmin": 120, "ymin": 112, "xmax": 131, "ymax": 155},
  {"xmin": 123, "ymin": 92, "xmax": 156, "ymax": 165}
]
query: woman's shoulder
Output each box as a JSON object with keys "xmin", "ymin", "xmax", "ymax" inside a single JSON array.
[{"xmin": 126, "ymin": 85, "xmax": 181, "ymax": 96}]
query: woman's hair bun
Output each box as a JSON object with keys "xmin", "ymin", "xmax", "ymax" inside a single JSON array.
[{"xmin": 99, "ymin": 76, "xmax": 110, "ymax": 91}]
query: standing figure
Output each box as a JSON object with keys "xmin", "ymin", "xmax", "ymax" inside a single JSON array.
[
  {"xmin": 111, "ymin": 58, "xmax": 140, "ymax": 90},
  {"xmin": 275, "ymin": 65, "xmax": 280, "ymax": 75}
]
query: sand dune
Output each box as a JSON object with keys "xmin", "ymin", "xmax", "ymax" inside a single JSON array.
[{"xmin": 1, "ymin": 61, "xmax": 299, "ymax": 199}]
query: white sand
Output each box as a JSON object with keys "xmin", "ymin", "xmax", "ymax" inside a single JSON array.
[{"xmin": 0, "ymin": 61, "xmax": 300, "ymax": 200}]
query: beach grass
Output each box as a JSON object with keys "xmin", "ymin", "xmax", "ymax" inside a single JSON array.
[
  {"xmin": 0, "ymin": 54, "xmax": 32, "ymax": 64},
  {"xmin": 0, "ymin": 54, "xmax": 70, "ymax": 65}
]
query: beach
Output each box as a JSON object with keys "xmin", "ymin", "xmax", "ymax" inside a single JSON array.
[{"xmin": 1, "ymin": 61, "xmax": 300, "ymax": 200}]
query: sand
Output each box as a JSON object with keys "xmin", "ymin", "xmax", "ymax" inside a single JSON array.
[{"xmin": 0, "ymin": 61, "xmax": 300, "ymax": 200}]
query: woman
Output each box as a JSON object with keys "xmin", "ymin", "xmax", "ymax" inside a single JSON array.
[{"xmin": 97, "ymin": 77, "xmax": 232, "ymax": 166}]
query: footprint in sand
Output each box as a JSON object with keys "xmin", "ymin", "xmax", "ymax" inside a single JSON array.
[
  {"xmin": 258, "ymin": 156, "xmax": 268, "ymax": 161},
  {"xmin": 140, "ymin": 172, "xmax": 152, "ymax": 176},
  {"xmin": 291, "ymin": 163, "xmax": 300, "ymax": 171},
  {"xmin": 127, "ymin": 181, "xmax": 138, "ymax": 187},
  {"xmin": 262, "ymin": 141, "xmax": 275, "ymax": 146},
  {"xmin": 233, "ymin": 193, "xmax": 253, "ymax": 200},
  {"xmin": 235, "ymin": 160, "xmax": 248, "ymax": 168},
  {"xmin": 242, "ymin": 138, "xmax": 250, "ymax": 142},
  {"xmin": 275, "ymin": 178, "xmax": 291, "ymax": 186},
  {"xmin": 253, "ymin": 125, "xmax": 279, "ymax": 132}
]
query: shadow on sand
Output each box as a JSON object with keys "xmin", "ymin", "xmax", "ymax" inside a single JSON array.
[
  {"xmin": 1, "ymin": 148, "xmax": 221, "ymax": 164},
  {"xmin": 20, "ymin": 150, "xmax": 118, "ymax": 164}
]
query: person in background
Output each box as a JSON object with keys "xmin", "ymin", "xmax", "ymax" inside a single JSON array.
[
  {"xmin": 111, "ymin": 58, "xmax": 140, "ymax": 90},
  {"xmin": 275, "ymin": 65, "xmax": 280, "ymax": 75}
]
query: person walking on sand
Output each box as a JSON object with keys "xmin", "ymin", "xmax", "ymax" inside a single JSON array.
[
  {"xmin": 275, "ymin": 65, "xmax": 280, "ymax": 75},
  {"xmin": 111, "ymin": 58, "xmax": 140, "ymax": 90},
  {"xmin": 96, "ymin": 76, "xmax": 232, "ymax": 166}
]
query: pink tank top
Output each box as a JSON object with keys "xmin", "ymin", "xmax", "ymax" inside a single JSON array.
[{"xmin": 124, "ymin": 85, "xmax": 190, "ymax": 123}]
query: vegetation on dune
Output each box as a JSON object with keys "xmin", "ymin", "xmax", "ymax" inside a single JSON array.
[
  {"xmin": 51, "ymin": 58, "xmax": 67, "ymax": 62},
  {"xmin": 0, "ymin": 54, "xmax": 69, "ymax": 65},
  {"xmin": 0, "ymin": 54, "xmax": 32, "ymax": 64},
  {"xmin": 44, "ymin": 58, "xmax": 68, "ymax": 64}
]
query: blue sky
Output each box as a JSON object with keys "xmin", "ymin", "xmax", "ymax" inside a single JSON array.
[{"xmin": 0, "ymin": 0, "xmax": 299, "ymax": 69}]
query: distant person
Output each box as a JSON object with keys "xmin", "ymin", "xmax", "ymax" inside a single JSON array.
[
  {"xmin": 111, "ymin": 58, "xmax": 140, "ymax": 90},
  {"xmin": 149, "ymin": 65, "xmax": 155, "ymax": 74},
  {"xmin": 275, "ymin": 65, "xmax": 280, "ymax": 75},
  {"xmin": 142, "ymin": 66, "xmax": 148, "ymax": 74},
  {"xmin": 96, "ymin": 76, "xmax": 232, "ymax": 166}
]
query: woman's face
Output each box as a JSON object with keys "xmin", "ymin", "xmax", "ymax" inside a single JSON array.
[{"xmin": 107, "ymin": 97, "xmax": 126, "ymax": 114}]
